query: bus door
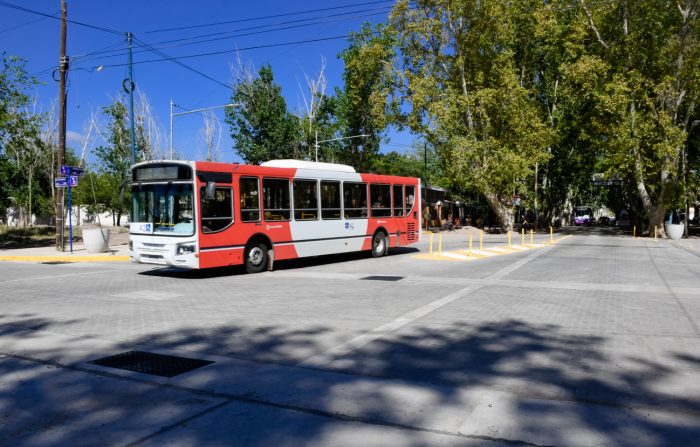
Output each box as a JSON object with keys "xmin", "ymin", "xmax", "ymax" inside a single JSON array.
[
  {"xmin": 197, "ymin": 171, "xmax": 236, "ymax": 268},
  {"xmin": 402, "ymin": 184, "xmax": 419, "ymax": 244}
]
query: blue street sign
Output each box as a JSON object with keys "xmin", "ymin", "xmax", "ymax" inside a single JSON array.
[
  {"xmin": 55, "ymin": 176, "xmax": 78, "ymax": 188},
  {"xmin": 60, "ymin": 165, "xmax": 85, "ymax": 177}
]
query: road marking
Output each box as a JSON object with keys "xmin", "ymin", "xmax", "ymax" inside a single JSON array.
[
  {"xmin": 0, "ymin": 269, "xmax": 120, "ymax": 284},
  {"xmin": 440, "ymin": 252, "xmax": 472, "ymax": 260},
  {"xmin": 299, "ymin": 244, "xmax": 556, "ymax": 368}
]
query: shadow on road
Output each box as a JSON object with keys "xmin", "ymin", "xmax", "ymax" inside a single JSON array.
[
  {"xmin": 2, "ymin": 313, "xmax": 699, "ymax": 446},
  {"xmin": 138, "ymin": 247, "xmax": 420, "ymax": 279}
]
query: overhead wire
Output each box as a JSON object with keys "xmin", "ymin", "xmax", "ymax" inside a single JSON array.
[
  {"xmin": 87, "ymin": 6, "xmax": 394, "ymax": 60},
  {"xmin": 31, "ymin": 39, "xmax": 126, "ymax": 79},
  {"xmin": 96, "ymin": 34, "xmax": 365, "ymax": 69},
  {"xmin": 133, "ymin": 37, "xmax": 231, "ymax": 90},
  {"xmin": 0, "ymin": 0, "xmax": 123, "ymax": 35},
  {"xmin": 138, "ymin": 0, "xmax": 395, "ymax": 34},
  {"xmin": 0, "ymin": 9, "xmax": 59, "ymax": 35}
]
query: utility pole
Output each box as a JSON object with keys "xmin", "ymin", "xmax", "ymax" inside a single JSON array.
[
  {"xmin": 169, "ymin": 99, "xmax": 174, "ymax": 159},
  {"xmin": 54, "ymin": 0, "xmax": 68, "ymax": 251},
  {"xmin": 314, "ymin": 130, "xmax": 319, "ymax": 162},
  {"xmin": 126, "ymin": 32, "xmax": 137, "ymax": 164},
  {"xmin": 534, "ymin": 162, "xmax": 538, "ymax": 230},
  {"xmin": 424, "ymin": 142, "xmax": 428, "ymax": 197}
]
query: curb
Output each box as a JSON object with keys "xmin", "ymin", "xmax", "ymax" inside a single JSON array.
[{"xmin": 0, "ymin": 255, "xmax": 130, "ymax": 263}]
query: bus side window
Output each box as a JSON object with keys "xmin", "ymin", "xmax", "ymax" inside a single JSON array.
[
  {"xmin": 321, "ymin": 181, "xmax": 341, "ymax": 219},
  {"xmin": 293, "ymin": 179, "xmax": 318, "ymax": 220},
  {"xmin": 263, "ymin": 178, "xmax": 290, "ymax": 221},
  {"xmin": 343, "ymin": 182, "xmax": 367, "ymax": 218},
  {"xmin": 405, "ymin": 185, "xmax": 415, "ymax": 214},
  {"xmin": 240, "ymin": 177, "xmax": 260, "ymax": 222},
  {"xmin": 393, "ymin": 185, "xmax": 404, "ymax": 216},
  {"xmin": 370, "ymin": 184, "xmax": 391, "ymax": 217},
  {"xmin": 201, "ymin": 186, "xmax": 233, "ymax": 233}
]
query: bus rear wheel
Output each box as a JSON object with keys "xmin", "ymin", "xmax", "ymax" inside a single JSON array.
[
  {"xmin": 245, "ymin": 242, "xmax": 268, "ymax": 273},
  {"xmin": 371, "ymin": 232, "xmax": 388, "ymax": 258}
]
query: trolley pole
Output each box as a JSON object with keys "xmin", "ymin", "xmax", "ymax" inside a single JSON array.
[{"xmin": 126, "ymin": 32, "xmax": 137, "ymax": 164}]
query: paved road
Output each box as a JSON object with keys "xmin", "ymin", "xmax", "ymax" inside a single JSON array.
[{"xmin": 1, "ymin": 229, "xmax": 699, "ymax": 446}]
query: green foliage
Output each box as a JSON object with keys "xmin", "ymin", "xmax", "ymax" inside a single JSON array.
[
  {"xmin": 93, "ymin": 100, "xmax": 132, "ymax": 222},
  {"xmin": 334, "ymin": 23, "xmax": 400, "ymax": 171},
  {"xmin": 569, "ymin": 0, "xmax": 700, "ymax": 229},
  {"xmin": 226, "ymin": 64, "xmax": 301, "ymax": 164},
  {"xmin": 0, "ymin": 54, "xmax": 53, "ymax": 224},
  {"xmin": 390, "ymin": 0, "xmax": 552, "ymax": 228}
]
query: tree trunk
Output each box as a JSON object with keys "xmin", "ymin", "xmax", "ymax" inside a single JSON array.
[
  {"xmin": 634, "ymin": 150, "xmax": 668, "ymax": 237},
  {"xmin": 483, "ymin": 190, "xmax": 514, "ymax": 232},
  {"xmin": 27, "ymin": 167, "xmax": 35, "ymax": 228}
]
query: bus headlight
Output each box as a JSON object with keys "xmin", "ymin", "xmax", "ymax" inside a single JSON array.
[{"xmin": 176, "ymin": 244, "xmax": 196, "ymax": 255}]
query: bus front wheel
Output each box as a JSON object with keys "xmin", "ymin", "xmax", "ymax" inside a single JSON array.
[
  {"xmin": 371, "ymin": 232, "xmax": 388, "ymax": 258},
  {"xmin": 245, "ymin": 242, "xmax": 268, "ymax": 273}
]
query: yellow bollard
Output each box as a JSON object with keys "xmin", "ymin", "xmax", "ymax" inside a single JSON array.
[
  {"xmin": 550, "ymin": 226, "xmax": 553, "ymax": 243},
  {"xmin": 521, "ymin": 228, "xmax": 525, "ymax": 246},
  {"xmin": 429, "ymin": 233, "xmax": 434, "ymax": 255},
  {"xmin": 469, "ymin": 233, "xmax": 473, "ymax": 257},
  {"xmin": 438, "ymin": 233, "xmax": 443, "ymax": 256},
  {"xmin": 530, "ymin": 229, "xmax": 534, "ymax": 245},
  {"xmin": 508, "ymin": 231, "xmax": 512, "ymax": 248},
  {"xmin": 633, "ymin": 225, "xmax": 636, "ymax": 239},
  {"xmin": 480, "ymin": 230, "xmax": 484, "ymax": 250}
]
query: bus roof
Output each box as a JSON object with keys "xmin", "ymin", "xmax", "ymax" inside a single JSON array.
[{"xmin": 261, "ymin": 159, "xmax": 356, "ymax": 173}]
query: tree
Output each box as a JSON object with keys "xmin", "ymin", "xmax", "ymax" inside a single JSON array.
[
  {"xmin": 94, "ymin": 100, "xmax": 131, "ymax": 225},
  {"xmin": 583, "ymin": 0, "xmax": 700, "ymax": 236},
  {"xmin": 297, "ymin": 57, "xmax": 343, "ymax": 162},
  {"xmin": 390, "ymin": 0, "xmax": 552, "ymax": 231},
  {"xmin": 0, "ymin": 55, "xmax": 48, "ymax": 226},
  {"xmin": 335, "ymin": 23, "xmax": 400, "ymax": 171},
  {"xmin": 225, "ymin": 64, "xmax": 300, "ymax": 164},
  {"xmin": 200, "ymin": 110, "xmax": 221, "ymax": 162}
]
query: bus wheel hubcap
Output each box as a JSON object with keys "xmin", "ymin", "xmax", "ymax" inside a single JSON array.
[
  {"xmin": 375, "ymin": 237, "xmax": 384, "ymax": 252},
  {"xmin": 249, "ymin": 247, "xmax": 263, "ymax": 265}
]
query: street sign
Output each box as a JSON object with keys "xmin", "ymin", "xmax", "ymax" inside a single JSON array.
[
  {"xmin": 54, "ymin": 176, "xmax": 78, "ymax": 188},
  {"xmin": 60, "ymin": 165, "xmax": 85, "ymax": 177}
]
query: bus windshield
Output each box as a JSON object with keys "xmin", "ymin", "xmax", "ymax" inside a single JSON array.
[{"xmin": 131, "ymin": 183, "xmax": 195, "ymax": 236}]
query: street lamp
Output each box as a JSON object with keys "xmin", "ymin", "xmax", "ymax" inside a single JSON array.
[
  {"xmin": 314, "ymin": 132, "xmax": 369, "ymax": 162},
  {"xmin": 170, "ymin": 102, "xmax": 238, "ymax": 160}
]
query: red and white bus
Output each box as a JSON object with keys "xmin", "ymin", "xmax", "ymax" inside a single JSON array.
[{"xmin": 129, "ymin": 159, "xmax": 421, "ymax": 272}]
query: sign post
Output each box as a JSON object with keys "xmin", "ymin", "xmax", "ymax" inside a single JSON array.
[{"xmin": 57, "ymin": 166, "xmax": 82, "ymax": 253}]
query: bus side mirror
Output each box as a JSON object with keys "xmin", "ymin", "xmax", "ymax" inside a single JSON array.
[{"xmin": 205, "ymin": 181, "xmax": 216, "ymax": 200}]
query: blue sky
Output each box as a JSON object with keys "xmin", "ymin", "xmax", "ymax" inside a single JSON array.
[{"xmin": 1, "ymin": 0, "xmax": 416, "ymax": 164}]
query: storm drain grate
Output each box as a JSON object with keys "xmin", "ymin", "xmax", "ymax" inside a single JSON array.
[
  {"xmin": 42, "ymin": 261, "xmax": 70, "ymax": 265},
  {"xmin": 360, "ymin": 275, "xmax": 404, "ymax": 282},
  {"xmin": 88, "ymin": 350, "xmax": 214, "ymax": 378}
]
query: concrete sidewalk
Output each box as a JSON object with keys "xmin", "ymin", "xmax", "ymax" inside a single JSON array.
[{"xmin": 0, "ymin": 242, "xmax": 130, "ymax": 263}]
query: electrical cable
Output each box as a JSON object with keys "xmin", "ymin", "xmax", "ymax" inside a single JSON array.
[
  {"xmin": 133, "ymin": 37, "xmax": 231, "ymax": 90},
  {"xmin": 88, "ymin": 6, "xmax": 395, "ymax": 60},
  {"xmin": 0, "ymin": 1, "xmax": 123, "ymax": 35},
  {"xmin": 96, "ymin": 34, "xmax": 368, "ymax": 69},
  {"xmin": 0, "ymin": 9, "xmax": 59, "ymax": 34},
  {"xmin": 138, "ymin": 0, "xmax": 395, "ymax": 34},
  {"xmin": 31, "ymin": 39, "xmax": 125, "ymax": 79}
]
